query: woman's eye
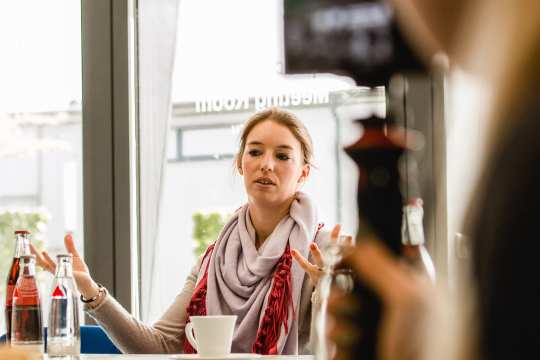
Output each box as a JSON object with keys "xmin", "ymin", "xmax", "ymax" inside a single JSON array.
[
  {"xmin": 248, "ymin": 149, "xmax": 261, "ymax": 156},
  {"xmin": 277, "ymin": 153, "xmax": 290, "ymax": 161}
]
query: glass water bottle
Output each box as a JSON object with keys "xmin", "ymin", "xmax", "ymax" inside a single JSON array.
[
  {"xmin": 314, "ymin": 234, "xmax": 354, "ymax": 360},
  {"xmin": 47, "ymin": 254, "xmax": 81, "ymax": 357}
]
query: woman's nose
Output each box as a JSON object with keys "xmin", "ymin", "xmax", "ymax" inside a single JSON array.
[{"xmin": 260, "ymin": 154, "xmax": 274, "ymax": 172}]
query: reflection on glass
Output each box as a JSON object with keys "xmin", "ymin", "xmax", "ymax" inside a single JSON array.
[
  {"xmin": 138, "ymin": 0, "xmax": 385, "ymax": 323},
  {"xmin": 0, "ymin": 1, "xmax": 83, "ymax": 332}
]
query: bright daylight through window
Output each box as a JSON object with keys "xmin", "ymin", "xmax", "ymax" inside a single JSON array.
[
  {"xmin": 0, "ymin": 1, "xmax": 83, "ymax": 333},
  {"xmin": 138, "ymin": 0, "xmax": 385, "ymax": 322}
]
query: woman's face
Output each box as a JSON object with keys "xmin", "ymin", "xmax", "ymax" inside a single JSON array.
[{"xmin": 239, "ymin": 120, "xmax": 310, "ymax": 209}]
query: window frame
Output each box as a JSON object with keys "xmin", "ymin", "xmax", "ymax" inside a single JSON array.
[
  {"xmin": 82, "ymin": 0, "xmax": 139, "ymax": 314},
  {"xmin": 168, "ymin": 123, "xmax": 242, "ymax": 162}
]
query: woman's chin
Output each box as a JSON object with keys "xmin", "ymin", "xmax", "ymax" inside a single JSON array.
[{"xmin": 249, "ymin": 193, "xmax": 294, "ymax": 209}]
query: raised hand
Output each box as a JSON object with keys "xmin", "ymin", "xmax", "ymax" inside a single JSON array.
[
  {"xmin": 291, "ymin": 224, "xmax": 353, "ymax": 285},
  {"xmin": 30, "ymin": 233, "xmax": 101, "ymax": 299}
]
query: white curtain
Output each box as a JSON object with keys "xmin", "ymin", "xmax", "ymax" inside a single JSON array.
[{"xmin": 138, "ymin": 0, "xmax": 180, "ymax": 322}]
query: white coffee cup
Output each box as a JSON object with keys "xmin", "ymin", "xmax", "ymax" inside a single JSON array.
[{"xmin": 185, "ymin": 315, "xmax": 237, "ymax": 357}]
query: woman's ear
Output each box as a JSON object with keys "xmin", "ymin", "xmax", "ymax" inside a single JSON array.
[
  {"xmin": 298, "ymin": 164, "xmax": 310, "ymax": 184},
  {"xmin": 236, "ymin": 157, "xmax": 243, "ymax": 175}
]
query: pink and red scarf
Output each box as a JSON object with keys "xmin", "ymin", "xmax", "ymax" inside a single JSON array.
[{"xmin": 184, "ymin": 192, "xmax": 321, "ymax": 355}]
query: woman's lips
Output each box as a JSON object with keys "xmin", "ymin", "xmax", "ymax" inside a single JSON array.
[{"xmin": 254, "ymin": 177, "xmax": 275, "ymax": 185}]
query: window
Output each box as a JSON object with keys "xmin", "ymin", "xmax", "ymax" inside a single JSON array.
[
  {"xmin": 0, "ymin": 1, "xmax": 83, "ymax": 331},
  {"xmin": 137, "ymin": 0, "xmax": 385, "ymax": 322},
  {"xmin": 168, "ymin": 124, "xmax": 241, "ymax": 162},
  {"xmin": 81, "ymin": 0, "xmax": 445, "ymax": 318}
]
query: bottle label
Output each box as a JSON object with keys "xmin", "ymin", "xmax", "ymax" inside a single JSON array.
[
  {"xmin": 13, "ymin": 282, "xmax": 41, "ymax": 306},
  {"xmin": 52, "ymin": 285, "xmax": 67, "ymax": 298},
  {"xmin": 6, "ymin": 284, "xmax": 15, "ymax": 306},
  {"xmin": 402, "ymin": 204, "xmax": 425, "ymax": 245},
  {"xmin": 12, "ymin": 287, "xmax": 20, "ymax": 301}
]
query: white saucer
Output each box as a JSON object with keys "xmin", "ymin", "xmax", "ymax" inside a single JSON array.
[{"xmin": 170, "ymin": 353, "xmax": 261, "ymax": 360}]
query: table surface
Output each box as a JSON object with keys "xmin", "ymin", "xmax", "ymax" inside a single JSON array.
[{"xmin": 42, "ymin": 355, "xmax": 314, "ymax": 360}]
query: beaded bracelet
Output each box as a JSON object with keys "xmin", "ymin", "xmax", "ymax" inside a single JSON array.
[{"xmin": 80, "ymin": 283, "xmax": 105, "ymax": 303}]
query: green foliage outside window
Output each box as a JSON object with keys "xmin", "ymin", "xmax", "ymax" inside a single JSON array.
[{"xmin": 192, "ymin": 212, "xmax": 230, "ymax": 258}]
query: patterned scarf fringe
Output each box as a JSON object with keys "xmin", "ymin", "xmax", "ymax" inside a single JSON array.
[
  {"xmin": 183, "ymin": 244, "xmax": 294, "ymax": 355},
  {"xmin": 252, "ymin": 244, "xmax": 294, "ymax": 355}
]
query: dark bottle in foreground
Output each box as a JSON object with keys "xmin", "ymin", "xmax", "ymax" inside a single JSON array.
[
  {"xmin": 48, "ymin": 254, "xmax": 81, "ymax": 357},
  {"xmin": 5, "ymin": 230, "xmax": 31, "ymax": 344},
  {"xmin": 11, "ymin": 254, "xmax": 43, "ymax": 352},
  {"xmin": 344, "ymin": 115, "xmax": 406, "ymax": 360}
]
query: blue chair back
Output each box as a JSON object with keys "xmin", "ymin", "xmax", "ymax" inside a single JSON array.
[
  {"xmin": 80, "ymin": 325, "xmax": 121, "ymax": 354},
  {"xmin": 0, "ymin": 325, "xmax": 121, "ymax": 354}
]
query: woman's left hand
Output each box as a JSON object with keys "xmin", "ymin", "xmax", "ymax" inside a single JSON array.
[{"xmin": 292, "ymin": 224, "xmax": 351, "ymax": 284}]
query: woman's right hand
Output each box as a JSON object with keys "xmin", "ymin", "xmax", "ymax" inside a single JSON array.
[
  {"xmin": 292, "ymin": 224, "xmax": 353, "ymax": 285},
  {"xmin": 30, "ymin": 233, "xmax": 101, "ymax": 300}
]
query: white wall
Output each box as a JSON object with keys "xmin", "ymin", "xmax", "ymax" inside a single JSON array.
[{"xmin": 445, "ymin": 71, "xmax": 491, "ymax": 285}]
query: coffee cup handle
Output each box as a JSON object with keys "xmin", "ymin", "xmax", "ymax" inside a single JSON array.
[{"xmin": 185, "ymin": 322, "xmax": 198, "ymax": 351}]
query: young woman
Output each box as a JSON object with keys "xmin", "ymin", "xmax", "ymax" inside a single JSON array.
[{"xmin": 33, "ymin": 107, "xmax": 343, "ymax": 355}]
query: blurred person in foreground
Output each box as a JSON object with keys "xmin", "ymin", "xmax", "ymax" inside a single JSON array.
[{"xmin": 329, "ymin": 0, "xmax": 540, "ymax": 359}]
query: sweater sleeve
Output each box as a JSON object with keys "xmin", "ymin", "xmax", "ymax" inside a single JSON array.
[{"xmin": 85, "ymin": 260, "xmax": 201, "ymax": 354}]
